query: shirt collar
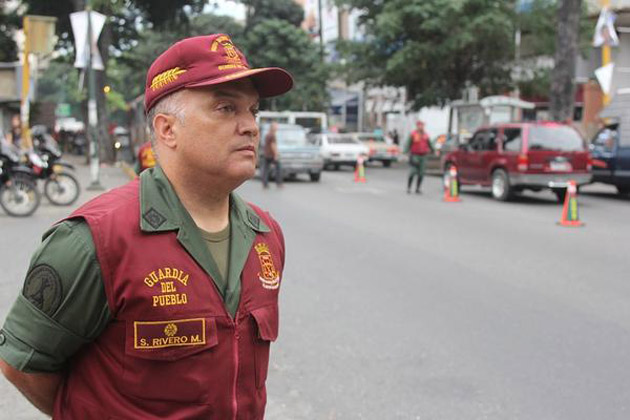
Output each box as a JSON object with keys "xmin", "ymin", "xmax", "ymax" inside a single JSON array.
[{"xmin": 139, "ymin": 166, "xmax": 269, "ymax": 233}]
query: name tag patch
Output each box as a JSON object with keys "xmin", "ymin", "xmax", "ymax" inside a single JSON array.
[{"xmin": 134, "ymin": 318, "xmax": 206, "ymax": 349}]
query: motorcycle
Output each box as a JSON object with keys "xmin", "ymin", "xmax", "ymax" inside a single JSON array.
[
  {"xmin": 0, "ymin": 141, "xmax": 41, "ymax": 217},
  {"xmin": 29, "ymin": 127, "xmax": 81, "ymax": 206}
]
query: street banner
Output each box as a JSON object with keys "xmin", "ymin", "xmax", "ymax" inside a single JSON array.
[
  {"xmin": 70, "ymin": 10, "xmax": 106, "ymax": 70},
  {"xmin": 593, "ymin": 8, "xmax": 619, "ymax": 48},
  {"xmin": 26, "ymin": 15, "xmax": 57, "ymax": 54},
  {"xmin": 595, "ymin": 63, "xmax": 615, "ymax": 95}
]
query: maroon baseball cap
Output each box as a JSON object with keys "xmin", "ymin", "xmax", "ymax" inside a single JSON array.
[{"xmin": 144, "ymin": 34, "xmax": 294, "ymax": 113}]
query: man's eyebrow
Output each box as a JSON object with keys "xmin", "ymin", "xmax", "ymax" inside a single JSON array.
[{"xmin": 212, "ymin": 90, "xmax": 260, "ymax": 102}]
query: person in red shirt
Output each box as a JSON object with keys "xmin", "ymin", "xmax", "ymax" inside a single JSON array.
[
  {"xmin": 404, "ymin": 120, "xmax": 433, "ymax": 194},
  {"xmin": 135, "ymin": 140, "xmax": 156, "ymax": 173}
]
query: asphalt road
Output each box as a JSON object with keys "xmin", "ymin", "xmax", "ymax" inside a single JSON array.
[{"xmin": 0, "ymin": 159, "xmax": 629, "ymax": 419}]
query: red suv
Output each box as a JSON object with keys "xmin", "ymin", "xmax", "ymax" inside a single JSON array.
[{"xmin": 443, "ymin": 122, "xmax": 592, "ymax": 202}]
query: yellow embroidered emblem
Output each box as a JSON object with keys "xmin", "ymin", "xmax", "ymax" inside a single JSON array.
[
  {"xmin": 142, "ymin": 267, "xmax": 190, "ymax": 307},
  {"xmin": 210, "ymin": 35, "xmax": 247, "ymax": 71},
  {"xmin": 150, "ymin": 67, "xmax": 187, "ymax": 91},
  {"xmin": 255, "ymin": 243, "xmax": 280, "ymax": 290},
  {"xmin": 164, "ymin": 323, "xmax": 178, "ymax": 337}
]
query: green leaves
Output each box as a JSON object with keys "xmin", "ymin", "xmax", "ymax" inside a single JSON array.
[
  {"xmin": 243, "ymin": 19, "xmax": 329, "ymax": 111},
  {"xmin": 337, "ymin": 0, "xmax": 516, "ymax": 108}
]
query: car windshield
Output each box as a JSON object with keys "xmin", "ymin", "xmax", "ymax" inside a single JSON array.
[
  {"xmin": 328, "ymin": 135, "xmax": 359, "ymax": 145},
  {"xmin": 528, "ymin": 126, "xmax": 584, "ymax": 152},
  {"xmin": 358, "ymin": 134, "xmax": 385, "ymax": 142},
  {"xmin": 277, "ymin": 127, "xmax": 308, "ymax": 146}
]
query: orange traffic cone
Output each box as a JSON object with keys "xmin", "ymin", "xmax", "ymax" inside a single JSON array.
[
  {"xmin": 354, "ymin": 155, "xmax": 366, "ymax": 183},
  {"xmin": 558, "ymin": 180, "xmax": 584, "ymax": 227},
  {"xmin": 443, "ymin": 166, "xmax": 461, "ymax": 202}
]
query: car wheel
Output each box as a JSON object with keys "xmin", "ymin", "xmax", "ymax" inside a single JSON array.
[
  {"xmin": 616, "ymin": 185, "xmax": 630, "ymax": 196},
  {"xmin": 383, "ymin": 160, "xmax": 391, "ymax": 168},
  {"xmin": 310, "ymin": 172, "xmax": 321, "ymax": 182},
  {"xmin": 491, "ymin": 169, "xmax": 512, "ymax": 201}
]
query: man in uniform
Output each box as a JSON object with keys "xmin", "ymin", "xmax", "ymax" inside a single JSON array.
[
  {"xmin": 0, "ymin": 33, "xmax": 293, "ymax": 419},
  {"xmin": 135, "ymin": 140, "xmax": 157, "ymax": 174},
  {"xmin": 262, "ymin": 121, "xmax": 282, "ymax": 188},
  {"xmin": 404, "ymin": 120, "xmax": 433, "ymax": 194}
]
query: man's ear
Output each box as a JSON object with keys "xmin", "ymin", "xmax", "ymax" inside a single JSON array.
[{"xmin": 153, "ymin": 113, "xmax": 178, "ymax": 150}]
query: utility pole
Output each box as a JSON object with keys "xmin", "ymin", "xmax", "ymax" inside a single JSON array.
[
  {"xmin": 86, "ymin": 0, "xmax": 104, "ymax": 190},
  {"xmin": 20, "ymin": 16, "xmax": 32, "ymax": 150},
  {"xmin": 318, "ymin": 0, "xmax": 324, "ymax": 61},
  {"xmin": 601, "ymin": 0, "xmax": 611, "ymax": 105},
  {"xmin": 20, "ymin": 15, "xmax": 57, "ymax": 150}
]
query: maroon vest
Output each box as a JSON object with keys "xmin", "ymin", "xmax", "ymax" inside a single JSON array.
[
  {"xmin": 53, "ymin": 179, "xmax": 284, "ymax": 420},
  {"xmin": 410, "ymin": 131, "xmax": 430, "ymax": 155}
]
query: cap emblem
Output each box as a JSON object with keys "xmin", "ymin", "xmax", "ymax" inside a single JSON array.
[
  {"xmin": 150, "ymin": 67, "xmax": 187, "ymax": 91},
  {"xmin": 211, "ymin": 35, "xmax": 246, "ymax": 71}
]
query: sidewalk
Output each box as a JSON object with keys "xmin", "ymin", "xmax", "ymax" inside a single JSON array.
[{"xmin": 63, "ymin": 154, "xmax": 135, "ymax": 208}]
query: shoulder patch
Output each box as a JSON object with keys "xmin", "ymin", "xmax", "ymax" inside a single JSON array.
[
  {"xmin": 22, "ymin": 264, "xmax": 63, "ymax": 316},
  {"xmin": 247, "ymin": 211, "xmax": 260, "ymax": 229},
  {"xmin": 143, "ymin": 207, "xmax": 166, "ymax": 229}
]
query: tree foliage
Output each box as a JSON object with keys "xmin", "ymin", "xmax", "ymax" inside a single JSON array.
[
  {"xmin": 240, "ymin": 0, "xmax": 304, "ymax": 28},
  {"xmin": 0, "ymin": 1, "xmax": 19, "ymax": 61},
  {"xmin": 243, "ymin": 19, "xmax": 329, "ymax": 111},
  {"xmin": 518, "ymin": 0, "xmax": 592, "ymax": 58},
  {"xmin": 337, "ymin": 0, "xmax": 517, "ymax": 109},
  {"xmin": 111, "ymin": 13, "xmax": 245, "ymax": 102},
  {"xmin": 20, "ymin": 0, "xmax": 207, "ymax": 53}
]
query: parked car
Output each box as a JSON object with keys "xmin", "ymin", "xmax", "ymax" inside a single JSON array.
[
  {"xmin": 443, "ymin": 122, "xmax": 592, "ymax": 202},
  {"xmin": 589, "ymin": 124, "xmax": 630, "ymax": 196},
  {"xmin": 308, "ymin": 133, "xmax": 369, "ymax": 170},
  {"xmin": 351, "ymin": 133, "xmax": 400, "ymax": 167},
  {"xmin": 259, "ymin": 123, "xmax": 324, "ymax": 182},
  {"xmin": 426, "ymin": 133, "xmax": 458, "ymax": 174}
]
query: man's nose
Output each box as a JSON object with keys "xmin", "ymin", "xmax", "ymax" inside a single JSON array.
[{"xmin": 238, "ymin": 113, "xmax": 259, "ymax": 138}]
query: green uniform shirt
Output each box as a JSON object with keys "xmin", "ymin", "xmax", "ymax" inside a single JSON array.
[{"xmin": 0, "ymin": 166, "xmax": 270, "ymax": 373}]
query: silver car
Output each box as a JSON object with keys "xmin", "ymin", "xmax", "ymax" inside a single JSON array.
[{"xmin": 259, "ymin": 123, "xmax": 324, "ymax": 182}]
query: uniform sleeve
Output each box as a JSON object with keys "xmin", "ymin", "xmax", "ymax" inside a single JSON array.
[
  {"xmin": 403, "ymin": 135, "xmax": 412, "ymax": 154},
  {"xmin": 0, "ymin": 219, "xmax": 111, "ymax": 373}
]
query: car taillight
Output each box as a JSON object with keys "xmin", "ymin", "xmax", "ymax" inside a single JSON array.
[
  {"xmin": 387, "ymin": 146, "xmax": 399, "ymax": 155},
  {"xmin": 587, "ymin": 154, "xmax": 593, "ymax": 171},
  {"xmin": 517, "ymin": 154, "xmax": 528, "ymax": 172},
  {"xmin": 369, "ymin": 148, "xmax": 376, "ymax": 156}
]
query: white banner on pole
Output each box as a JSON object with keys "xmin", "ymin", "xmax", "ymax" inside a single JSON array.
[
  {"xmin": 70, "ymin": 10, "xmax": 106, "ymax": 70},
  {"xmin": 593, "ymin": 7, "xmax": 619, "ymax": 48},
  {"xmin": 595, "ymin": 63, "xmax": 615, "ymax": 95}
]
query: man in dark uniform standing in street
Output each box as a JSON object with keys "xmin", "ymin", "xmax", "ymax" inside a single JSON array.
[
  {"xmin": 405, "ymin": 120, "xmax": 433, "ymax": 194},
  {"xmin": 262, "ymin": 121, "xmax": 282, "ymax": 188},
  {"xmin": 0, "ymin": 34, "xmax": 293, "ymax": 419}
]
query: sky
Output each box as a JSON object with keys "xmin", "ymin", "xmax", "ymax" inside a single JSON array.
[{"xmin": 205, "ymin": 0, "xmax": 246, "ymax": 21}]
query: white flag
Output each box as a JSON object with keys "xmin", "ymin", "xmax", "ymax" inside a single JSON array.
[
  {"xmin": 70, "ymin": 10, "xmax": 106, "ymax": 70},
  {"xmin": 595, "ymin": 63, "xmax": 614, "ymax": 95},
  {"xmin": 593, "ymin": 8, "xmax": 619, "ymax": 48}
]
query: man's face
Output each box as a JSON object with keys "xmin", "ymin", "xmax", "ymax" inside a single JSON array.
[
  {"xmin": 174, "ymin": 79, "xmax": 260, "ymax": 183},
  {"xmin": 416, "ymin": 122, "xmax": 424, "ymax": 132}
]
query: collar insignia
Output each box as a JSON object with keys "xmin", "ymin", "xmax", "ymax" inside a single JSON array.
[{"xmin": 143, "ymin": 207, "xmax": 167, "ymax": 229}]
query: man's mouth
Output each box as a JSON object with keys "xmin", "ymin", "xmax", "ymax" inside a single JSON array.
[{"xmin": 236, "ymin": 145, "xmax": 256, "ymax": 153}]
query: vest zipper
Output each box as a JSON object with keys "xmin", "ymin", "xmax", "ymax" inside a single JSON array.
[{"xmin": 231, "ymin": 312, "xmax": 240, "ymax": 420}]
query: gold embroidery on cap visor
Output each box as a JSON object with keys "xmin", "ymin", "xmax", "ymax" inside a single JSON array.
[
  {"xmin": 150, "ymin": 67, "xmax": 187, "ymax": 91},
  {"xmin": 255, "ymin": 243, "xmax": 280, "ymax": 290}
]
